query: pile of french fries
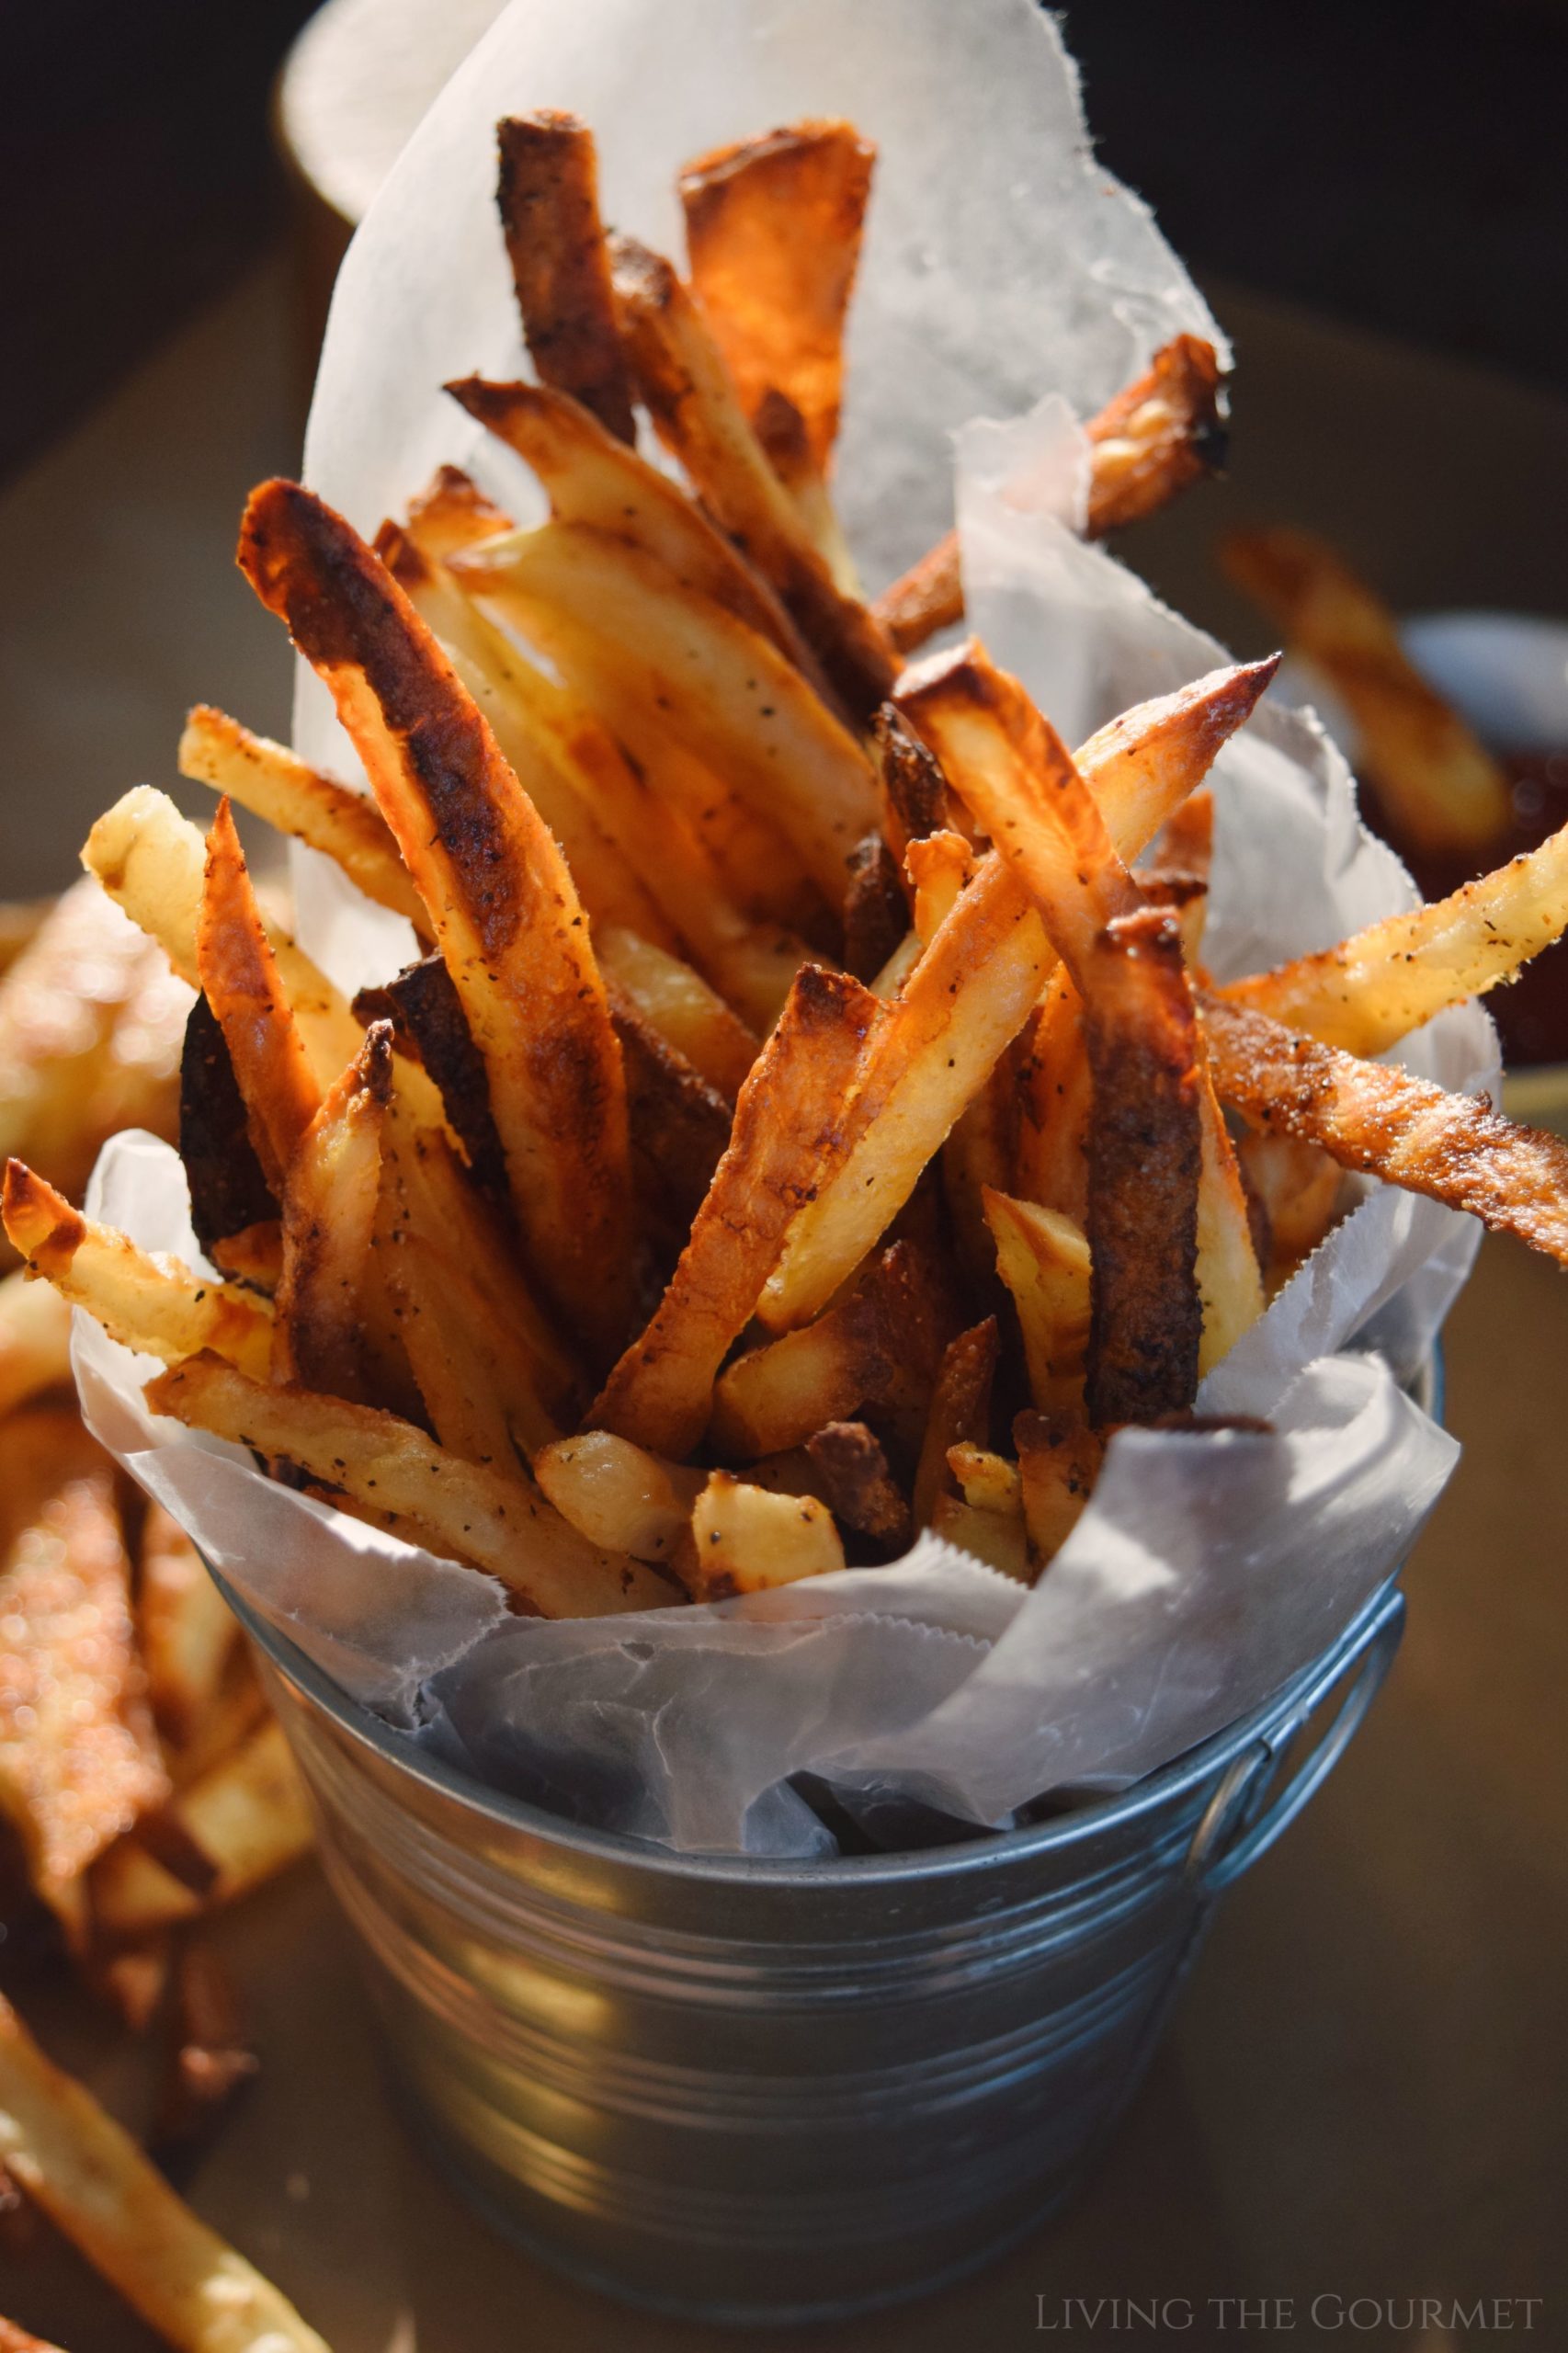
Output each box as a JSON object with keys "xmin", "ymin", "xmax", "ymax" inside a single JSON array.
[{"xmin": 6, "ymin": 109, "xmax": 1568, "ymax": 1626}]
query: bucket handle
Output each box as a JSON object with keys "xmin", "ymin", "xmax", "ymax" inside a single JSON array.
[{"xmin": 1185, "ymin": 1586, "xmax": 1406, "ymax": 1895}]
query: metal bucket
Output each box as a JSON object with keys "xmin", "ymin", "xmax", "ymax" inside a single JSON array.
[{"xmin": 226, "ymin": 1566, "xmax": 1408, "ymax": 2325}]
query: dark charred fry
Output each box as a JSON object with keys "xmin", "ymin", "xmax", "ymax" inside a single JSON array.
[
  {"xmin": 177, "ymin": 995, "xmax": 277, "ymax": 1262},
  {"xmin": 1201, "ymin": 993, "xmax": 1568, "ymax": 1266},
  {"xmin": 237, "ymin": 479, "xmax": 634, "ymax": 1364},
  {"xmin": 873, "ymin": 335, "xmax": 1227, "ymax": 655},
  {"xmin": 609, "ymin": 991, "xmax": 733, "ymax": 1238},
  {"xmin": 841, "ymin": 832, "xmax": 908, "ymax": 983},
  {"xmin": 678, "ymin": 118, "xmax": 875, "ymax": 469},
  {"xmin": 590, "ymin": 964, "xmax": 884, "ymax": 1458},
  {"xmin": 1083, "ymin": 910, "xmax": 1203, "ymax": 1424},
  {"xmin": 196, "ymin": 801, "xmax": 320, "ymax": 1198},
  {"xmin": 913, "ymin": 1317, "xmax": 998, "ymax": 1529},
  {"xmin": 804, "ymin": 1421, "xmax": 911, "ymax": 1551},
  {"xmin": 354, "ymin": 955, "xmax": 509, "ymax": 1207},
  {"xmin": 872, "ymin": 703, "xmax": 956, "ymax": 856},
  {"xmin": 495, "ymin": 112, "xmax": 636, "ymax": 444}
]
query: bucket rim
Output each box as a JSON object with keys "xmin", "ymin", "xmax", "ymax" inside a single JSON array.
[{"xmin": 215, "ymin": 1348, "xmax": 1437, "ymax": 1888}]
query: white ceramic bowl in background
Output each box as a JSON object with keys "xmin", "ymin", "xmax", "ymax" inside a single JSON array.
[{"xmin": 1278, "ymin": 608, "xmax": 1568, "ymax": 1131}]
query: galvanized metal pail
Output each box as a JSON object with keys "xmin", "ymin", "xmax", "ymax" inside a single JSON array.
[{"xmin": 224, "ymin": 1563, "xmax": 1408, "ymax": 2325}]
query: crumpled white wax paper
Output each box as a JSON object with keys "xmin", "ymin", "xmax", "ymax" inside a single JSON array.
[{"xmin": 75, "ymin": 0, "xmax": 1501, "ymax": 1855}]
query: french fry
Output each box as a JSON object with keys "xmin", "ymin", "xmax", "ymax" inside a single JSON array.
[
  {"xmin": 678, "ymin": 119, "xmax": 875, "ymax": 471},
  {"xmin": 1221, "ymin": 819, "xmax": 1568, "ymax": 1055},
  {"xmin": 0, "ymin": 1989, "xmax": 333, "ymax": 2353},
  {"xmin": 591, "ymin": 966, "xmax": 885, "ymax": 1460},
  {"xmin": 152, "ymin": 1940, "xmax": 258, "ymax": 2164},
  {"xmin": 842, "ymin": 832, "xmax": 909, "ymax": 983},
  {"xmin": 272, "ymin": 1026, "xmax": 392, "ymax": 1397},
  {"xmin": 751, "ymin": 389, "xmax": 863, "ymax": 595},
  {"xmin": 608, "ymin": 234, "xmax": 897, "ymax": 719},
  {"xmin": 710, "ymin": 1255, "xmax": 906, "ymax": 1461},
  {"xmin": 943, "ymin": 1044, "xmax": 1021, "ymax": 1286},
  {"xmin": 92, "ymin": 1715, "xmax": 311, "ymax": 1939},
  {"xmin": 495, "ymin": 110, "xmax": 637, "ymax": 444},
  {"xmin": 874, "ymin": 335, "xmax": 1228, "ymax": 654},
  {"xmin": 913, "ymin": 1318, "xmax": 998, "ymax": 1529},
  {"xmin": 688, "ymin": 1472, "xmax": 845, "ymax": 1597},
  {"xmin": 446, "ymin": 378, "xmax": 820, "ymax": 681},
  {"xmin": 1081, "ymin": 910, "xmax": 1203, "ymax": 1424},
  {"xmin": 947, "ymin": 1442, "xmax": 1022, "ymax": 1518},
  {"xmin": 904, "ymin": 830, "xmax": 977, "ymax": 948},
  {"xmin": 1193, "ymin": 1063, "xmax": 1267, "ymax": 1373},
  {"xmin": 0, "ymin": 1451, "xmax": 168, "ymax": 1939},
  {"xmin": 1014, "ymin": 1413, "xmax": 1104, "ymax": 1563},
  {"xmin": 354, "ymin": 953, "xmax": 508, "ymax": 1207},
  {"xmin": 1202, "ymin": 993, "xmax": 1568, "ymax": 1267},
  {"xmin": 929, "ymin": 1492, "xmax": 1029, "ymax": 1582},
  {"xmin": 1221, "ymin": 527, "xmax": 1509, "ymax": 852},
  {"xmin": 612, "ymin": 990, "xmax": 734, "ymax": 1236},
  {"xmin": 451, "ymin": 517, "xmax": 880, "ymax": 911},
  {"xmin": 983, "ymin": 1190, "xmax": 1092, "ymax": 1420},
  {"xmin": 1235, "ymin": 1129, "xmax": 1343, "ymax": 1269},
  {"xmin": 535, "ymin": 1431, "xmax": 704, "ymax": 1566},
  {"xmin": 138, "ymin": 1504, "xmax": 240, "ymax": 1754},
  {"xmin": 197, "ymin": 801, "xmax": 321, "ymax": 1196},
  {"xmin": 239, "ymin": 480, "xmax": 635, "ymax": 1360},
  {"xmin": 178, "ymin": 995, "xmax": 279, "ymax": 1266},
  {"xmin": 757, "ymin": 658, "xmax": 1277, "ymax": 1332},
  {"xmin": 1016, "ymin": 974, "xmax": 1091, "ymax": 1222},
  {"xmin": 595, "ymin": 926, "xmax": 758, "ymax": 1098},
  {"xmin": 144, "ymin": 1355, "xmax": 669, "ymax": 1616},
  {"xmin": 2, "ymin": 1162, "xmax": 273, "ymax": 1380},
  {"xmin": 177, "ymin": 705, "xmax": 426, "ymax": 931},
  {"xmin": 872, "ymin": 703, "xmax": 958, "ymax": 858},
  {"xmin": 802, "ymin": 1421, "xmax": 910, "ymax": 1551},
  {"xmin": 0, "ymin": 1266, "xmax": 71, "ymax": 1416}
]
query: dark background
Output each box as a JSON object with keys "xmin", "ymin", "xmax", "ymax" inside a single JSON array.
[{"xmin": 3, "ymin": 0, "xmax": 1566, "ymax": 484}]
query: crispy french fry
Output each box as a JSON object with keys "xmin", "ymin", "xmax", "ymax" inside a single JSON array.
[
  {"xmin": 272, "ymin": 1026, "xmax": 391, "ymax": 1397},
  {"xmin": 595, "ymin": 926, "xmax": 757, "ymax": 1098},
  {"xmin": 913, "ymin": 1317, "xmax": 998, "ymax": 1530},
  {"xmin": 842, "ymin": 833, "xmax": 908, "ymax": 983},
  {"xmin": 144, "ymin": 1355, "xmax": 667, "ymax": 1616},
  {"xmin": 1016, "ymin": 973, "xmax": 1091, "ymax": 1222},
  {"xmin": 710, "ymin": 1256, "xmax": 905, "ymax": 1461},
  {"xmin": 0, "ymin": 1453, "xmax": 168, "ymax": 1939},
  {"xmin": 495, "ymin": 111, "xmax": 636, "ymax": 442},
  {"xmin": 139, "ymin": 1504, "xmax": 239, "ymax": 1754},
  {"xmin": 1221, "ymin": 819, "xmax": 1568, "ymax": 1055},
  {"xmin": 1082, "ymin": 909, "xmax": 1203, "ymax": 1424},
  {"xmin": 239, "ymin": 480, "xmax": 634, "ymax": 1360},
  {"xmin": 983, "ymin": 1190, "xmax": 1092, "ymax": 1421},
  {"xmin": 197, "ymin": 801, "xmax": 321, "ymax": 1196},
  {"xmin": 591, "ymin": 966, "xmax": 884, "ymax": 1459},
  {"xmin": 1193, "ymin": 1062, "xmax": 1266, "ymax": 1374},
  {"xmin": 802, "ymin": 1421, "xmax": 910, "ymax": 1550},
  {"xmin": 177, "ymin": 705, "xmax": 426, "ymax": 931},
  {"xmin": 678, "ymin": 119, "xmax": 875, "ymax": 472},
  {"xmin": 904, "ymin": 830, "xmax": 977, "ymax": 949},
  {"xmin": 446, "ymin": 378, "xmax": 820, "ymax": 681},
  {"xmin": 452, "ymin": 517, "xmax": 879, "ymax": 911},
  {"xmin": 380, "ymin": 1215, "xmax": 544, "ymax": 1469},
  {"xmin": 0, "ymin": 1990, "xmax": 331, "ymax": 2353},
  {"xmin": 756, "ymin": 657, "xmax": 1276, "ymax": 1335},
  {"xmin": 0, "ymin": 1266, "xmax": 71, "ymax": 1416},
  {"xmin": 874, "ymin": 335, "xmax": 1228, "ymax": 654},
  {"xmin": 872, "ymin": 703, "xmax": 958, "ymax": 858},
  {"xmin": 178, "ymin": 995, "xmax": 279, "ymax": 1266},
  {"xmin": 947, "ymin": 1442, "xmax": 1022, "ymax": 1518},
  {"xmin": 688, "ymin": 1472, "xmax": 845, "ymax": 1597},
  {"xmin": 1235, "ymin": 1129, "xmax": 1343, "ymax": 1269},
  {"xmin": 609, "ymin": 233, "xmax": 896, "ymax": 720},
  {"xmin": 354, "ymin": 953, "xmax": 508, "ymax": 1207},
  {"xmin": 943, "ymin": 1044, "xmax": 1021, "ymax": 1287},
  {"xmin": 1202, "ymin": 993, "xmax": 1568, "ymax": 1267},
  {"xmin": 2, "ymin": 1162, "xmax": 272, "ymax": 1379},
  {"xmin": 751, "ymin": 390, "xmax": 863, "ymax": 595},
  {"xmin": 534, "ymin": 1431, "xmax": 704, "ymax": 1567},
  {"xmin": 1221, "ymin": 527, "xmax": 1509, "ymax": 852},
  {"xmin": 1015, "ymin": 1413, "xmax": 1104, "ymax": 1563},
  {"xmin": 91, "ymin": 1715, "xmax": 312, "ymax": 1939},
  {"xmin": 613, "ymin": 989, "xmax": 733, "ymax": 1236},
  {"xmin": 929, "ymin": 1491, "xmax": 1029, "ymax": 1582},
  {"xmin": 405, "ymin": 461, "xmax": 512, "ymax": 559}
]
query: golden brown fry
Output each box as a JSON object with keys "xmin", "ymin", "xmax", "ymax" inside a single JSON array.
[
  {"xmin": 1145, "ymin": 783, "xmax": 1214, "ymax": 892},
  {"xmin": 0, "ymin": 1267, "xmax": 72, "ymax": 1415},
  {"xmin": 1193, "ymin": 1062, "xmax": 1266, "ymax": 1374},
  {"xmin": 0, "ymin": 1990, "xmax": 331, "ymax": 2353},
  {"xmin": 272, "ymin": 1025, "xmax": 391, "ymax": 1397},
  {"xmin": 756, "ymin": 657, "xmax": 1277, "ymax": 1334},
  {"xmin": 446, "ymin": 378, "xmax": 821, "ymax": 681},
  {"xmin": 90, "ymin": 1717, "xmax": 312, "ymax": 1938},
  {"xmin": 595, "ymin": 926, "xmax": 758, "ymax": 1098},
  {"xmin": 947, "ymin": 1442, "xmax": 1021, "ymax": 1518},
  {"xmin": 679, "ymin": 119, "xmax": 875, "ymax": 470},
  {"xmin": 688, "ymin": 1472, "xmax": 845, "ymax": 1597},
  {"xmin": 751, "ymin": 390, "xmax": 863, "ymax": 596},
  {"xmin": 495, "ymin": 111, "xmax": 635, "ymax": 443},
  {"xmin": 929, "ymin": 1491, "xmax": 1029, "ymax": 1582},
  {"xmin": 534, "ymin": 1431, "xmax": 704, "ymax": 1567},
  {"xmin": 609, "ymin": 233, "xmax": 896, "ymax": 719},
  {"xmin": 913, "ymin": 1317, "xmax": 998, "ymax": 1529},
  {"xmin": 1082, "ymin": 909, "xmax": 1203, "ymax": 1425},
  {"xmin": 873, "ymin": 335, "xmax": 1228, "ymax": 654},
  {"xmin": 355, "ymin": 953, "xmax": 507, "ymax": 1207},
  {"xmin": 983, "ymin": 1190, "xmax": 1092, "ymax": 1420},
  {"xmin": 904, "ymin": 829, "xmax": 977, "ymax": 949},
  {"xmin": 612, "ymin": 989, "xmax": 733, "ymax": 1237},
  {"xmin": 591, "ymin": 966, "xmax": 884, "ymax": 1459},
  {"xmin": 1235, "ymin": 1130, "xmax": 1343, "ymax": 1269},
  {"xmin": 710, "ymin": 1256, "xmax": 905, "ymax": 1461},
  {"xmin": 452, "ymin": 517, "xmax": 879, "ymax": 912},
  {"xmin": 144, "ymin": 1354, "xmax": 668, "ymax": 1617},
  {"xmin": 238, "ymin": 480, "xmax": 634, "ymax": 1360},
  {"xmin": 1221, "ymin": 820, "xmax": 1568, "ymax": 1055},
  {"xmin": 1202, "ymin": 993, "xmax": 1568, "ymax": 1267},
  {"xmin": 1221, "ymin": 527, "xmax": 1509, "ymax": 851},
  {"xmin": 1016, "ymin": 973, "xmax": 1091, "ymax": 1222},
  {"xmin": 0, "ymin": 1449, "xmax": 168, "ymax": 1940},
  {"xmin": 873, "ymin": 703, "xmax": 957, "ymax": 858},
  {"xmin": 197, "ymin": 801, "xmax": 321, "ymax": 1195},
  {"xmin": 1014, "ymin": 1413, "xmax": 1104, "ymax": 1563},
  {"xmin": 2, "ymin": 1161, "xmax": 273, "ymax": 1381},
  {"xmin": 177, "ymin": 705, "xmax": 426, "ymax": 931},
  {"xmin": 139, "ymin": 1503, "xmax": 239, "ymax": 1754}
]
